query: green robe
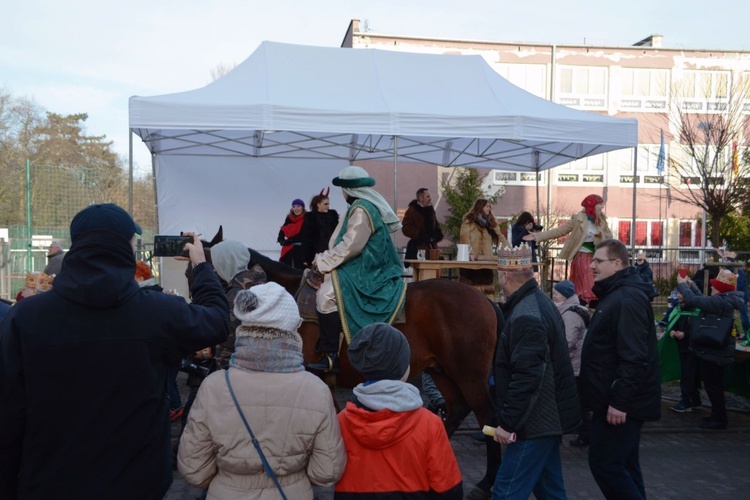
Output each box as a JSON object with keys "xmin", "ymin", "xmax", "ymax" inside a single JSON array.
[{"xmin": 331, "ymin": 199, "xmax": 406, "ymax": 341}]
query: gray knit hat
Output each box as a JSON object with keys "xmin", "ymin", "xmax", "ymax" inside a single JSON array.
[
  {"xmin": 348, "ymin": 323, "xmax": 410, "ymax": 381},
  {"xmin": 554, "ymin": 279, "xmax": 575, "ymax": 299}
]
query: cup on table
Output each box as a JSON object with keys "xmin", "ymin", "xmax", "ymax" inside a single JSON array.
[
  {"xmin": 417, "ymin": 249, "xmax": 426, "ymax": 261},
  {"xmin": 429, "ymin": 248, "xmax": 440, "ymax": 261}
]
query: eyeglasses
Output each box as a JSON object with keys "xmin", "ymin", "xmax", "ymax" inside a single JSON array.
[
  {"xmin": 591, "ymin": 258, "xmax": 618, "ymax": 265},
  {"xmin": 636, "ymin": 259, "xmax": 645, "ymax": 263}
]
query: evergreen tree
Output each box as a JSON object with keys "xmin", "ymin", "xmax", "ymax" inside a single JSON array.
[{"xmin": 440, "ymin": 168, "xmax": 502, "ymax": 242}]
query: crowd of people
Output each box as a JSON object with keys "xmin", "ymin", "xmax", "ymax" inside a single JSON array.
[{"xmin": 1, "ymin": 181, "xmax": 747, "ymax": 500}]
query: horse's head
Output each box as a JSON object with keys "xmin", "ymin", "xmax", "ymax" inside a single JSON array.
[{"xmin": 184, "ymin": 226, "xmax": 226, "ymax": 294}]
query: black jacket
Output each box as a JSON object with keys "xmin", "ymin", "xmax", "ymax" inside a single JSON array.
[
  {"xmin": 676, "ymin": 282, "xmax": 743, "ymax": 366},
  {"xmin": 581, "ymin": 266, "xmax": 661, "ymax": 421},
  {"xmin": 494, "ymin": 279, "xmax": 580, "ymax": 439},
  {"xmin": 303, "ymin": 209, "xmax": 340, "ymax": 265},
  {"xmin": 0, "ymin": 229, "xmax": 230, "ymax": 500},
  {"xmin": 402, "ymin": 200, "xmax": 443, "ymax": 260}
]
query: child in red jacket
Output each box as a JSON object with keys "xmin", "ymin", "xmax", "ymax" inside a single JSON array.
[{"xmin": 335, "ymin": 323, "xmax": 463, "ymax": 499}]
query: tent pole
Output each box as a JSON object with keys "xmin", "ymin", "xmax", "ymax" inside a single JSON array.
[
  {"xmin": 393, "ymin": 136, "xmax": 398, "ymax": 245},
  {"xmin": 393, "ymin": 136, "xmax": 398, "ymax": 211},
  {"xmin": 128, "ymin": 130, "xmax": 134, "ymax": 216},
  {"xmin": 631, "ymin": 146, "xmax": 638, "ymax": 258},
  {"xmin": 534, "ymin": 150, "xmax": 540, "ymax": 220}
]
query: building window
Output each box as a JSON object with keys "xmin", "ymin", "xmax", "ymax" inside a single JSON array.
[
  {"xmin": 557, "ymin": 66, "xmax": 608, "ymax": 109},
  {"xmin": 618, "ymin": 220, "xmax": 664, "ymax": 246},
  {"xmin": 620, "ymin": 68, "xmax": 668, "ymax": 111},
  {"xmin": 619, "ymin": 221, "xmax": 631, "ymax": 245},
  {"xmin": 679, "ymin": 70, "xmax": 730, "ymax": 112},
  {"xmin": 556, "ymin": 153, "xmax": 606, "ymax": 184},
  {"xmin": 679, "ymin": 220, "xmax": 703, "ymax": 247},
  {"xmin": 495, "ymin": 64, "xmax": 547, "ymax": 98},
  {"xmin": 492, "ymin": 170, "xmax": 543, "ymax": 185}
]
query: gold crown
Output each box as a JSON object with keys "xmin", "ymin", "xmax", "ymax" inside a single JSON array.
[
  {"xmin": 497, "ymin": 243, "xmax": 533, "ymax": 270},
  {"xmin": 25, "ymin": 273, "xmax": 39, "ymax": 289},
  {"xmin": 38, "ymin": 273, "xmax": 54, "ymax": 291},
  {"xmin": 26, "ymin": 272, "xmax": 54, "ymax": 291}
]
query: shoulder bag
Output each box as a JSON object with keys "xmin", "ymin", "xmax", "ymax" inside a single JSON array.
[
  {"xmin": 689, "ymin": 309, "xmax": 734, "ymax": 348},
  {"xmin": 225, "ymin": 369, "xmax": 288, "ymax": 500}
]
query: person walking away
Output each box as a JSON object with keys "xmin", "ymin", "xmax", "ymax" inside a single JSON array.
[
  {"xmin": 43, "ymin": 240, "xmax": 64, "ymax": 275},
  {"xmin": 676, "ymin": 269, "xmax": 743, "ymax": 429},
  {"xmin": 552, "ymin": 279, "xmax": 591, "ymax": 447},
  {"xmin": 581, "ymin": 239, "xmax": 660, "ymax": 500},
  {"xmin": 278, "ymin": 198, "xmax": 307, "ymax": 269},
  {"xmin": 402, "ymin": 187, "xmax": 443, "ymax": 266},
  {"xmin": 178, "ymin": 283, "xmax": 345, "ymax": 498},
  {"xmin": 303, "ymin": 188, "xmax": 340, "ymax": 267},
  {"xmin": 524, "ymin": 194, "xmax": 612, "ymax": 306},
  {"xmin": 306, "ymin": 166, "xmax": 406, "ymax": 374},
  {"xmin": 335, "ymin": 322, "xmax": 462, "ymax": 499},
  {"xmin": 491, "ymin": 245, "xmax": 579, "ymax": 499},
  {"xmin": 0, "ymin": 203, "xmax": 230, "ymax": 499}
]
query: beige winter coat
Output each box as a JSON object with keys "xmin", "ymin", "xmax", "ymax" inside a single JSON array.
[
  {"xmin": 530, "ymin": 212, "xmax": 612, "ymax": 261},
  {"xmin": 460, "ymin": 220, "xmax": 509, "ymax": 260},
  {"xmin": 555, "ymin": 295, "xmax": 588, "ymax": 376},
  {"xmin": 177, "ymin": 368, "xmax": 346, "ymax": 500}
]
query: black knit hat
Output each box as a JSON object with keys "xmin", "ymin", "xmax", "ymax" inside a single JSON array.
[{"xmin": 348, "ymin": 323, "xmax": 410, "ymax": 381}]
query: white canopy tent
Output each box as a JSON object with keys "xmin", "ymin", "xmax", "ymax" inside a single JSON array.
[{"xmin": 129, "ymin": 41, "xmax": 638, "ymax": 259}]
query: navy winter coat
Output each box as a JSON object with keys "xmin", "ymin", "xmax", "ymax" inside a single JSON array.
[
  {"xmin": 0, "ymin": 229, "xmax": 230, "ymax": 500},
  {"xmin": 581, "ymin": 267, "xmax": 661, "ymax": 421}
]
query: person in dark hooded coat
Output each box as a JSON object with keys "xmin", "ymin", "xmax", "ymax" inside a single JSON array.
[{"xmin": 0, "ymin": 203, "xmax": 230, "ymax": 500}]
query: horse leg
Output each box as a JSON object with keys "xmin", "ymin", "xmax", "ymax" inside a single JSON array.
[{"xmin": 426, "ymin": 369, "xmax": 471, "ymax": 436}]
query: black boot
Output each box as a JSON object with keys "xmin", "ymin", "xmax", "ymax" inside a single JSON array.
[
  {"xmin": 306, "ymin": 352, "xmax": 341, "ymax": 374},
  {"xmin": 305, "ymin": 312, "xmax": 342, "ymax": 374}
]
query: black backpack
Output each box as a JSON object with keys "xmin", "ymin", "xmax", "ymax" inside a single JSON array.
[{"xmin": 563, "ymin": 305, "xmax": 591, "ymax": 328}]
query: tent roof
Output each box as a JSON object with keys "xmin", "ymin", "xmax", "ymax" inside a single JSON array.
[{"xmin": 129, "ymin": 41, "xmax": 637, "ymax": 171}]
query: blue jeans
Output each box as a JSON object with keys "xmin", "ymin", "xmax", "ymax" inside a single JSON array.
[
  {"xmin": 492, "ymin": 436, "xmax": 566, "ymax": 499},
  {"xmin": 588, "ymin": 412, "xmax": 645, "ymax": 500}
]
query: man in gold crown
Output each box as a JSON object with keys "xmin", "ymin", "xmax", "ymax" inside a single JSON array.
[{"xmin": 490, "ymin": 243, "xmax": 579, "ymax": 498}]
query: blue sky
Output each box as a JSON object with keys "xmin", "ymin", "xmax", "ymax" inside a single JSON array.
[{"xmin": 2, "ymin": 0, "xmax": 747, "ymax": 168}]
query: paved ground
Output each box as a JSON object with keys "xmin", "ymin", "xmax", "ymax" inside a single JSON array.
[{"xmin": 165, "ymin": 377, "xmax": 750, "ymax": 500}]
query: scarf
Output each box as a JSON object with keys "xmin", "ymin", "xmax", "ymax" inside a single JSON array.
[
  {"xmin": 476, "ymin": 214, "xmax": 499, "ymax": 244},
  {"xmin": 229, "ymin": 326, "xmax": 304, "ymax": 373},
  {"xmin": 352, "ymin": 380, "xmax": 423, "ymax": 412},
  {"xmin": 343, "ymin": 186, "xmax": 401, "ymax": 233},
  {"xmin": 280, "ymin": 212, "xmax": 305, "ymax": 259},
  {"xmin": 581, "ymin": 194, "xmax": 604, "ymax": 224}
]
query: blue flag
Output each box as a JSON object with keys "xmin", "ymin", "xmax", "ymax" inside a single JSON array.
[{"xmin": 656, "ymin": 130, "xmax": 665, "ymax": 176}]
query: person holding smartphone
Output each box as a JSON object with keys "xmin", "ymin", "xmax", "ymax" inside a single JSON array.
[{"xmin": 0, "ymin": 203, "xmax": 230, "ymax": 499}]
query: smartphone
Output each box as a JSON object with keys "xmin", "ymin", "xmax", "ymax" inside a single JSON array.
[{"xmin": 153, "ymin": 235, "xmax": 192, "ymax": 257}]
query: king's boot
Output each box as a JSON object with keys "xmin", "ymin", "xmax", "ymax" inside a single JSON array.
[{"xmin": 305, "ymin": 311, "xmax": 341, "ymax": 374}]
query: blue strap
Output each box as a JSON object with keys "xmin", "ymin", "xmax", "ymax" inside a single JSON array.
[{"xmin": 225, "ymin": 369, "xmax": 287, "ymax": 500}]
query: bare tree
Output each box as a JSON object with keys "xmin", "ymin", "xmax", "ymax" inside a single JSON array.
[
  {"xmin": 209, "ymin": 62, "xmax": 237, "ymax": 82},
  {"xmin": 665, "ymin": 76, "xmax": 750, "ymax": 246}
]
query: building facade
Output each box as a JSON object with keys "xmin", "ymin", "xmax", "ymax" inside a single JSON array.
[{"xmin": 342, "ymin": 20, "xmax": 750, "ymax": 261}]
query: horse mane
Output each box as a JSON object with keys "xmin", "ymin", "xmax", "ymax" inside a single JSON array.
[{"xmin": 248, "ymin": 247, "xmax": 304, "ymax": 279}]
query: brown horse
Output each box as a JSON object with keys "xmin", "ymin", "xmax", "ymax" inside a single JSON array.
[
  {"xmin": 191, "ymin": 228, "xmax": 500, "ymax": 431},
  {"xmin": 189, "ymin": 228, "xmax": 503, "ymax": 490}
]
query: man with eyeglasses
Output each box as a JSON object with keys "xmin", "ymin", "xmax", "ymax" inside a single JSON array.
[{"xmin": 580, "ymin": 239, "xmax": 661, "ymax": 500}]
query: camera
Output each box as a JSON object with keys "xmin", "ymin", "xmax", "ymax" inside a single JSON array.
[
  {"xmin": 179, "ymin": 358, "xmax": 212, "ymax": 378},
  {"xmin": 153, "ymin": 235, "xmax": 192, "ymax": 257},
  {"xmin": 532, "ymin": 224, "xmax": 544, "ymax": 231}
]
